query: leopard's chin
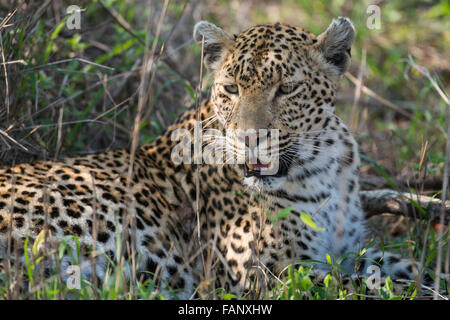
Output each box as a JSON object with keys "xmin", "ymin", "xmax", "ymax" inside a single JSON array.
[{"xmin": 243, "ymin": 175, "xmax": 287, "ymax": 192}]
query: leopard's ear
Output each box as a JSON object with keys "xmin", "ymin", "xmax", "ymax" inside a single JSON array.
[
  {"xmin": 193, "ymin": 21, "xmax": 233, "ymax": 72},
  {"xmin": 315, "ymin": 17, "xmax": 355, "ymax": 75}
]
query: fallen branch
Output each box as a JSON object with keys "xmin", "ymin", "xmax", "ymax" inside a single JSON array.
[
  {"xmin": 360, "ymin": 189, "xmax": 450, "ymax": 223},
  {"xmin": 360, "ymin": 175, "xmax": 445, "ymax": 191}
]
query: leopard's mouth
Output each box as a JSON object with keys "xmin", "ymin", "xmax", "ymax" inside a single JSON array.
[{"xmin": 243, "ymin": 159, "xmax": 288, "ymax": 178}]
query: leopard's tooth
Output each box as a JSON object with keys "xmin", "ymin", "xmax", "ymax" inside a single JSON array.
[{"xmin": 246, "ymin": 161, "xmax": 254, "ymax": 170}]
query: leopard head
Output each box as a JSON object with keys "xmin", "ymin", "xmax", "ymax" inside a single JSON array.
[{"xmin": 193, "ymin": 18, "xmax": 355, "ymax": 190}]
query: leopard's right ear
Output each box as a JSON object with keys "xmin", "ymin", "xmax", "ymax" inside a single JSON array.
[
  {"xmin": 314, "ymin": 17, "xmax": 355, "ymax": 76},
  {"xmin": 193, "ymin": 21, "xmax": 233, "ymax": 72}
]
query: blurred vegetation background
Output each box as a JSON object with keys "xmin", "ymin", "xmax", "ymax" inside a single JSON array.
[{"xmin": 0, "ymin": 0, "xmax": 448, "ymax": 190}]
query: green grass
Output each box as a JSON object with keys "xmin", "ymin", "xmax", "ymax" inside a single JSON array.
[{"xmin": 2, "ymin": 230, "xmax": 445, "ymax": 300}]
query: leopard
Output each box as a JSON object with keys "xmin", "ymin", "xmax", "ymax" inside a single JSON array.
[{"xmin": 0, "ymin": 17, "xmax": 438, "ymax": 299}]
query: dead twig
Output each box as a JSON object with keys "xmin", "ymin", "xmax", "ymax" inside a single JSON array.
[
  {"xmin": 345, "ymin": 71, "xmax": 412, "ymax": 118},
  {"xmin": 360, "ymin": 189, "xmax": 450, "ymax": 224}
]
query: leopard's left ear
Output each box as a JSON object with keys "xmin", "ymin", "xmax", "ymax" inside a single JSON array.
[
  {"xmin": 315, "ymin": 17, "xmax": 355, "ymax": 75},
  {"xmin": 193, "ymin": 21, "xmax": 234, "ymax": 73}
]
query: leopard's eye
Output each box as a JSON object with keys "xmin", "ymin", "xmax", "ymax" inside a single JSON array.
[
  {"xmin": 224, "ymin": 84, "xmax": 239, "ymax": 95},
  {"xmin": 278, "ymin": 83, "xmax": 299, "ymax": 95}
]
